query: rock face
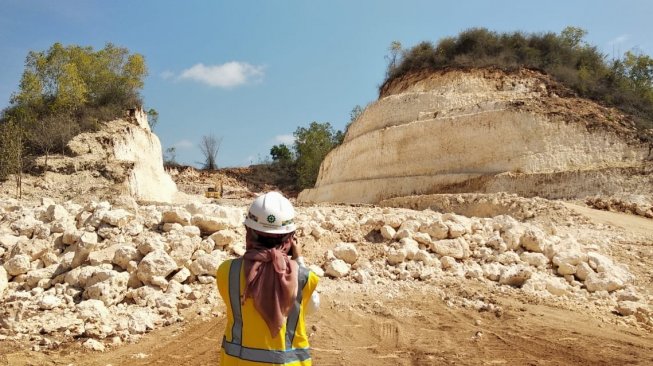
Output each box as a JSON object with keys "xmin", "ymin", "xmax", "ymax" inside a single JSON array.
[
  {"xmin": 112, "ymin": 109, "xmax": 177, "ymax": 202},
  {"xmin": 35, "ymin": 109, "xmax": 177, "ymax": 203},
  {"xmin": 299, "ymin": 69, "xmax": 650, "ymax": 204}
]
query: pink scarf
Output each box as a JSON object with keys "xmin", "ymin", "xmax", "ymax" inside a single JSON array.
[{"xmin": 242, "ymin": 229, "xmax": 298, "ymax": 337}]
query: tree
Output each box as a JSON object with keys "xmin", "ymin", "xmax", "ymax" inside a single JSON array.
[
  {"xmin": 350, "ymin": 105, "xmax": 364, "ymax": 124},
  {"xmin": 28, "ymin": 113, "xmax": 79, "ymax": 169},
  {"xmin": 343, "ymin": 104, "xmax": 364, "ymax": 137},
  {"xmin": 147, "ymin": 108, "xmax": 159, "ymax": 129},
  {"xmin": 0, "ymin": 121, "xmax": 25, "ymax": 197},
  {"xmin": 293, "ymin": 122, "xmax": 342, "ymax": 189},
  {"xmin": 163, "ymin": 147, "xmax": 178, "ymax": 166},
  {"xmin": 8, "ymin": 42, "xmax": 148, "ymax": 124},
  {"xmin": 270, "ymin": 144, "xmax": 293, "ymax": 163},
  {"xmin": 199, "ymin": 134, "xmax": 222, "ymax": 170},
  {"xmin": 623, "ymin": 51, "xmax": 653, "ymax": 91},
  {"xmin": 385, "ymin": 41, "xmax": 403, "ymax": 74},
  {"xmin": 560, "ymin": 26, "xmax": 587, "ymax": 49}
]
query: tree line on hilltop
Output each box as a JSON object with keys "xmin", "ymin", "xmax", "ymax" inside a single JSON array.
[{"xmin": 382, "ymin": 27, "xmax": 653, "ymax": 131}]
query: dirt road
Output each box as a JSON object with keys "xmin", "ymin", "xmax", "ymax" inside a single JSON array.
[
  {"xmin": 563, "ymin": 202, "xmax": 653, "ymax": 237},
  {"xmin": 2, "ymin": 203, "xmax": 652, "ymax": 366},
  {"xmin": 3, "ymin": 281, "xmax": 653, "ymax": 366}
]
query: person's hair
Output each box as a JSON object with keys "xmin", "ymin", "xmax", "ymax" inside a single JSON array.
[{"xmin": 249, "ymin": 229, "xmax": 295, "ymax": 249}]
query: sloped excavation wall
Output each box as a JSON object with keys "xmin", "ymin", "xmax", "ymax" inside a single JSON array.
[{"xmin": 299, "ymin": 69, "xmax": 650, "ymax": 204}]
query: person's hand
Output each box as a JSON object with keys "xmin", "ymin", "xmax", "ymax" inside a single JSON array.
[{"xmin": 290, "ymin": 237, "xmax": 301, "ymax": 259}]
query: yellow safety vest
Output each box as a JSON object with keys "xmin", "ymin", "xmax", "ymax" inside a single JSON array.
[{"xmin": 216, "ymin": 258, "xmax": 319, "ymax": 366}]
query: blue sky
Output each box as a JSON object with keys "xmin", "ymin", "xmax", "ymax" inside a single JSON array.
[{"xmin": 1, "ymin": 0, "xmax": 652, "ymax": 167}]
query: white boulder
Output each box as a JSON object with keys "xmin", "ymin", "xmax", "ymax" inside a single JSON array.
[
  {"xmin": 25, "ymin": 265, "xmax": 60, "ymax": 288},
  {"xmin": 499, "ymin": 265, "xmax": 532, "ymax": 287},
  {"xmin": 189, "ymin": 253, "xmax": 224, "ymax": 276},
  {"xmin": 0, "ymin": 233, "xmax": 20, "ymax": 250},
  {"xmin": 575, "ymin": 262, "xmax": 594, "ymax": 281},
  {"xmin": 162, "ymin": 208, "xmax": 191, "ymax": 226},
  {"xmin": 39, "ymin": 295, "xmax": 62, "ymax": 310},
  {"xmin": 333, "ymin": 243, "xmax": 358, "ymax": 264},
  {"xmin": 387, "ymin": 248, "xmax": 407, "ymax": 265},
  {"xmin": 521, "ymin": 227, "xmax": 547, "ymax": 253},
  {"xmin": 128, "ymin": 308, "xmax": 157, "ymax": 334},
  {"xmin": 210, "ymin": 230, "xmax": 239, "ymax": 247},
  {"xmin": 4, "ymin": 254, "xmax": 31, "ymax": 276},
  {"xmin": 171, "ymin": 267, "xmax": 191, "ymax": 283},
  {"xmin": 380, "ymin": 225, "xmax": 396, "ymax": 240},
  {"xmin": 584, "ymin": 272, "xmax": 626, "ymax": 293},
  {"xmin": 325, "ymin": 259, "xmax": 350, "ymax": 278},
  {"xmin": 482, "ymin": 263, "xmax": 503, "ymax": 281},
  {"xmin": 46, "ymin": 204, "xmax": 69, "ymax": 222},
  {"xmin": 101, "ymin": 209, "xmax": 133, "ymax": 227},
  {"xmin": 77, "ymin": 299, "xmax": 110, "ymax": 321},
  {"xmin": 191, "ymin": 214, "xmax": 231, "ymax": 234},
  {"xmin": 168, "ymin": 235, "xmax": 198, "ymax": 266},
  {"xmin": 546, "ymin": 277, "xmax": 569, "ymax": 296},
  {"xmin": 400, "ymin": 238, "xmax": 420, "ymax": 260},
  {"xmin": 520, "ymin": 252, "xmax": 549, "ymax": 268},
  {"xmin": 137, "ymin": 250, "xmax": 178, "ymax": 286},
  {"xmin": 83, "ymin": 339, "xmax": 105, "ymax": 352},
  {"xmin": 183, "ymin": 225, "xmax": 201, "ymax": 237},
  {"xmin": 615, "ymin": 301, "xmax": 647, "ymax": 317},
  {"xmin": 412, "ymin": 232, "xmax": 431, "ymax": 245},
  {"xmin": 308, "ymin": 265, "xmax": 324, "ymax": 277},
  {"xmin": 430, "ymin": 238, "xmax": 469, "ymax": 259},
  {"xmin": 446, "ymin": 221, "xmax": 466, "ymax": 238},
  {"xmin": 419, "ymin": 220, "xmax": 449, "ymax": 240},
  {"xmin": 84, "ymin": 270, "xmax": 130, "ymax": 306},
  {"xmin": 113, "ymin": 246, "xmax": 142, "ymax": 270},
  {"xmin": 394, "ymin": 228, "xmax": 412, "ymax": 240}
]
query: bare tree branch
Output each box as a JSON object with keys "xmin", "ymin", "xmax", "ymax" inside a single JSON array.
[{"xmin": 199, "ymin": 134, "xmax": 222, "ymax": 170}]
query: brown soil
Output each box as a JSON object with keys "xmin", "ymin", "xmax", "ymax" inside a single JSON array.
[
  {"xmin": 169, "ymin": 165, "xmax": 298, "ymax": 200},
  {"xmin": 2, "ymin": 281, "xmax": 653, "ymax": 366}
]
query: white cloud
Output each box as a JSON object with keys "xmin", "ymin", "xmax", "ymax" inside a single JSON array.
[
  {"xmin": 274, "ymin": 134, "xmax": 295, "ymax": 145},
  {"xmin": 178, "ymin": 62, "xmax": 265, "ymax": 88},
  {"xmin": 160, "ymin": 70, "xmax": 174, "ymax": 80},
  {"xmin": 173, "ymin": 139, "xmax": 194, "ymax": 149},
  {"xmin": 608, "ymin": 35, "xmax": 629, "ymax": 46}
]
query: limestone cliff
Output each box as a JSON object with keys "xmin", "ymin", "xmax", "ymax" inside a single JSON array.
[
  {"xmin": 35, "ymin": 109, "xmax": 177, "ymax": 203},
  {"xmin": 299, "ymin": 68, "xmax": 651, "ymax": 204}
]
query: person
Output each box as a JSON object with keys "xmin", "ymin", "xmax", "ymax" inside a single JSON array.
[{"xmin": 216, "ymin": 191, "xmax": 320, "ymax": 366}]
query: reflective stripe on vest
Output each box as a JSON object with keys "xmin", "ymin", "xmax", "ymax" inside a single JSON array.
[
  {"xmin": 224, "ymin": 258, "xmax": 311, "ymax": 364},
  {"xmin": 222, "ymin": 340, "xmax": 311, "ymax": 364}
]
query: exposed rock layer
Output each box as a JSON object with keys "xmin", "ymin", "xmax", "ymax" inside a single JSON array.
[
  {"xmin": 35, "ymin": 109, "xmax": 177, "ymax": 203},
  {"xmin": 299, "ymin": 69, "xmax": 650, "ymax": 204}
]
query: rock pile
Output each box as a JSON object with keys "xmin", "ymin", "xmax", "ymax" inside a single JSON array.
[
  {"xmin": 1, "ymin": 198, "xmax": 651, "ymax": 350},
  {"xmin": 586, "ymin": 195, "xmax": 653, "ymax": 218},
  {"xmin": 0, "ymin": 198, "xmax": 244, "ymax": 348},
  {"xmin": 294, "ymin": 206, "xmax": 652, "ymax": 326}
]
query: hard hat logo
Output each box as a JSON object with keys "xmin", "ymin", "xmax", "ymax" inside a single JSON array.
[{"xmin": 267, "ymin": 215, "xmax": 276, "ymax": 223}]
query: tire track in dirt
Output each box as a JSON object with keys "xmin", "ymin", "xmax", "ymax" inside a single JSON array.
[{"xmin": 3, "ymin": 285, "xmax": 653, "ymax": 366}]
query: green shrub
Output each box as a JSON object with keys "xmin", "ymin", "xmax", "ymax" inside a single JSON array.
[
  {"xmin": 382, "ymin": 27, "xmax": 653, "ymax": 129},
  {"xmin": 293, "ymin": 122, "xmax": 343, "ymax": 189},
  {"xmin": 1, "ymin": 42, "xmax": 149, "ymax": 160}
]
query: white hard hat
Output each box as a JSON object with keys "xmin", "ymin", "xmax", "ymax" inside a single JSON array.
[{"xmin": 244, "ymin": 191, "xmax": 297, "ymax": 234}]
